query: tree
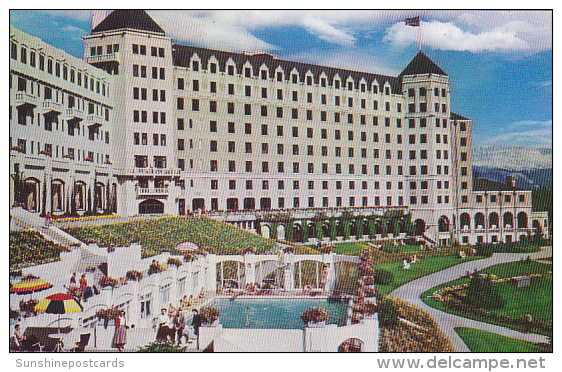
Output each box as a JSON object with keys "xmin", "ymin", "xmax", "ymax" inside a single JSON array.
[{"xmin": 466, "ymin": 274, "xmax": 505, "ymax": 309}]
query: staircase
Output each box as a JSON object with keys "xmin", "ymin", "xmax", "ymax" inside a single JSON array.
[
  {"xmin": 420, "ymin": 234, "xmax": 437, "ymax": 246},
  {"xmin": 10, "ymin": 207, "xmax": 83, "ymax": 248}
]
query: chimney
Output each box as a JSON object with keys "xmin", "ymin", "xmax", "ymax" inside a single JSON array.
[
  {"xmin": 91, "ymin": 10, "xmax": 112, "ymax": 30},
  {"xmin": 506, "ymin": 175, "xmax": 516, "ymax": 188}
]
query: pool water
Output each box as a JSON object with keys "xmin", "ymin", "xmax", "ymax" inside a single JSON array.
[{"xmin": 212, "ymin": 297, "xmax": 348, "ymax": 329}]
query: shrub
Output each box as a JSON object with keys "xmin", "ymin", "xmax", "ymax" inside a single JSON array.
[
  {"xmin": 199, "ymin": 306, "xmax": 220, "ymax": 325},
  {"xmin": 373, "ymin": 268, "xmax": 394, "ymax": 285},
  {"xmin": 148, "ymin": 261, "xmax": 166, "ymax": 275},
  {"xmin": 378, "ymin": 299, "xmax": 399, "ymax": 326},
  {"xmin": 301, "ymin": 306, "xmax": 329, "ymax": 324},
  {"xmin": 126, "ymin": 270, "xmax": 143, "ymax": 281},
  {"xmin": 137, "ymin": 342, "xmax": 187, "ymax": 352},
  {"xmin": 99, "ymin": 275, "xmax": 118, "ymax": 288},
  {"xmin": 466, "ymin": 275, "xmax": 505, "ymax": 309},
  {"xmin": 167, "ymin": 257, "xmax": 183, "ymax": 268}
]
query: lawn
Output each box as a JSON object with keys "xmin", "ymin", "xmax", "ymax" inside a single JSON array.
[
  {"xmin": 422, "ymin": 261, "xmax": 552, "ymax": 334},
  {"xmin": 375, "ymin": 255, "xmax": 481, "ymax": 296},
  {"xmin": 331, "ymin": 241, "xmax": 421, "ymax": 256},
  {"xmin": 64, "ymin": 216, "xmax": 275, "ymax": 256},
  {"xmin": 331, "ymin": 241, "xmax": 370, "ymax": 255},
  {"xmin": 455, "ymin": 327, "xmax": 543, "ymax": 352}
]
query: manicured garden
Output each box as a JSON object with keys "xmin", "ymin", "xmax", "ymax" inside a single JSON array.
[
  {"xmin": 454, "ymin": 327, "xmax": 543, "ymax": 353},
  {"xmin": 373, "ymin": 255, "xmax": 482, "ymax": 297},
  {"xmin": 422, "ymin": 260, "xmax": 552, "ymax": 335},
  {"xmin": 10, "ymin": 231, "xmax": 70, "ymax": 270},
  {"xmin": 330, "ymin": 240, "xmax": 421, "ymax": 256},
  {"xmin": 64, "ymin": 216, "xmax": 275, "ymax": 256}
]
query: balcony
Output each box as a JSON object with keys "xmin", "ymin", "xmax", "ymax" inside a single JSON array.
[
  {"xmin": 14, "ymin": 92, "xmax": 38, "ymax": 108},
  {"xmin": 131, "ymin": 168, "xmax": 181, "ymax": 176},
  {"xmin": 66, "ymin": 108, "xmax": 84, "ymax": 123},
  {"xmin": 85, "ymin": 113, "xmax": 103, "ymax": 128},
  {"xmin": 84, "ymin": 52, "xmax": 121, "ymax": 65},
  {"xmin": 42, "ymin": 100, "xmax": 63, "ymax": 116},
  {"xmin": 136, "ymin": 186, "xmax": 169, "ymax": 198}
]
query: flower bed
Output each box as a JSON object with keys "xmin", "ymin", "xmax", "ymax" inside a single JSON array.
[
  {"xmin": 19, "ymin": 299, "xmax": 39, "ymax": 317},
  {"xmin": 148, "ymin": 261, "xmax": 166, "ymax": 275},
  {"xmin": 379, "ymin": 298, "xmax": 454, "ymax": 352},
  {"xmin": 99, "ymin": 275, "xmax": 118, "ymax": 288},
  {"xmin": 64, "ymin": 216, "xmax": 274, "ymax": 255},
  {"xmin": 167, "ymin": 257, "xmax": 183, "ymax": 268},
  {"xmin": 430, "ymin": 273, "xmax": 551, "ymax": 334},
  {"xmin": 55, "ymin": 214, "xmax": 119, "ymax": 223},
  {"xmin": 126, "ymin": 270, "xmax": 143, "ymax": 281},
  {"xmin": 10, "ymin": 231, "xmax": 70, "ymax": 270}
]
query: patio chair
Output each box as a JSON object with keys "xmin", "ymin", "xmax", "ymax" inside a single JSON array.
[{"xmin": 72, "ymin": 333, "xmax": 91, "ymax": 352}]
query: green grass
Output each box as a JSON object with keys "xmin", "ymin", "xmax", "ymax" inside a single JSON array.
[
  {"xmin": 64, "ymin": 216, "xmax": 275, "ymax": 255},
  {"xmin": 331, "ymin": 241, "xmax": 370, "ymax": 255},
  {"xmin": 374, "ymin": 255, "xmax": 481, "ymax": 296},
  {"xmin": 331, "ymin": 241, "xmax": 422, "ymax": 256},
  {"xmin": 422, "ymin": 261, "xmax": 552, "ymax": 334},
  {"xmin": 455, "ymin": 327, "xmax": 542, "ymax": 352}
]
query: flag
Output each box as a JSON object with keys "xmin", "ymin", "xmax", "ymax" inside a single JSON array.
[{"xmin": 405, "ymin": 16, "xmax": 420, "ymax": 27}]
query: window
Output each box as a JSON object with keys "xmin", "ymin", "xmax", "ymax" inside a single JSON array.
[{"xmin": 210, "ymin": 121, "xmax": 217, "ymax": 132}]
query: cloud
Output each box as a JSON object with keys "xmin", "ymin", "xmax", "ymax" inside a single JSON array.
[
  {"xmin": 301, "ymin": 15, "xmax": 355, "ymax": 46},
  {"xmin": 150, "ymin": 11, "xmax": 276, "ymax": 52},
  {"xmin": 39, "ymin": 10, "xmax": 91, "ymax": 23},
  {"xmin": 479, "ymin": 120, "xmax": 552, "ymax": 146},
  {"xmin": 383, "ymin": 20, "xmax": 533, "ymax": 53}
]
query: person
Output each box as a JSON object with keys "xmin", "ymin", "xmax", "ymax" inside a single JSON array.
[
  {"xmin": 44, "ymin": 212, "xmax": 51, "ymax": 227},
  {"xmin": 80, "ymin": 274, "xmax": 91, "ymax": 302},
  {"xmin": 155, "ymin": 308, "xmax": 170, "ymax": 343},
  {"xmin": 174, "ymin": 310, "xmax": 186, "ymax": 345},
  {"xmin": 70, "ymin": 272, "xmax": 77, "ymax": 286},
  {"xmin": 11, "ymin": 324, "xmax": 24, "ymax": 349},
  {"xmin": 191, "ymin": 309, "xmax": 202, "ymax": 348},
  {"xmin": 525, "ymin": 313, "xmax": 533, "ymax": 333},
  {"xmin": 167, "ymin": 309, "xmax": 176, "ymax": 342},
  {"xmin": 112, "ymin": 311, "xmax": 127, "ymax": 352}
]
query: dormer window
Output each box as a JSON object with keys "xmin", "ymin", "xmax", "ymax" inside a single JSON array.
[
  {"xmin": 228, "ymin": 65, "xmax": 234, "ymax": 75},
  {"xmin": 192, "ymin": 60, "xmax": 199, "ymax": 71},
  {"xmin": 292, "ymin": 74, "xmax": 298, "ymax": 84},
  {"xmin": 261, "ymin": 70, "xmax": 268, "ymax": 80}
]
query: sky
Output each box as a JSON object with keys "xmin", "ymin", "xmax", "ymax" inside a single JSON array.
[{"xmin": 9, "ymin": 9, "xmax": 552, "ymax": 148}]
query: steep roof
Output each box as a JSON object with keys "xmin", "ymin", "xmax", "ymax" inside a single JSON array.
[
  {"xmin": 91, "ymin": 10, "xmax": 164, "ymax": 35},
  {"xmin": 172, "ymin": 44, "xmax": 402, "ymax": 94},
  {"xmin": 399, "ymin": 51, "xmax": 447, "ymax": 77},
  {"xmin": 451, "ymin": 112, "xmax": 470, "ymax": 121}
]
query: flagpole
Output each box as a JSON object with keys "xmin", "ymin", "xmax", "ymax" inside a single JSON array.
[{"xmin": 418, "ymin": 16, "xmax": 422, "ymax": 51}]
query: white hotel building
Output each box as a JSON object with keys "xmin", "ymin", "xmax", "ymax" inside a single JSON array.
[{"xmin": 9, "ymin": 10, "xmax": 548, "ymax": 245}]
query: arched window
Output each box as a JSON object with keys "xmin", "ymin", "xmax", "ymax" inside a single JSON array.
[
  {"xmin": 139, "ymin": 199, "xmax": 164, "ymax": 215},
  {"xmin": 438, "ymin": 216, "xmax": 449, "ymax": 233},
  {"xmin": 517, "ymin": 212, "xmax": 528, "ymax": 229},
  {"xmin": 460, "ymin": 213, "xmax": 471, "ymax": 230}
]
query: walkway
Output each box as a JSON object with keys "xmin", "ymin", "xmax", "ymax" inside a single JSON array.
[{"xmin": 389, "ymin": 246, "xmax": 552, "ymax": 352}]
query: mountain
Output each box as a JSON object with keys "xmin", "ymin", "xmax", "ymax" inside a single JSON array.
[
  {"xmin": 472, "ymin": 146, "xmax": 552, "ymax": 170},
  {"xmin": 473, "ymin": 166, "xmax": 552, "ymax": 190}
]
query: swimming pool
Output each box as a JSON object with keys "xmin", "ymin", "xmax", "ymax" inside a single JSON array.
[{"xmin": 212, "ymin": 297, "xmax": 349, "ymax": 330}]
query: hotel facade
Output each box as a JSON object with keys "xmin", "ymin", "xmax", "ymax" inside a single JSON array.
[{"xmin": 9, "ymin": 11, "xmax": 548, "ymax": 246}]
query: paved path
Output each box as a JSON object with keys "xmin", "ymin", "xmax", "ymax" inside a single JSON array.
[{"xmin": 389, "ymin": 246, "xmax": 552, "ymax": 352}]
